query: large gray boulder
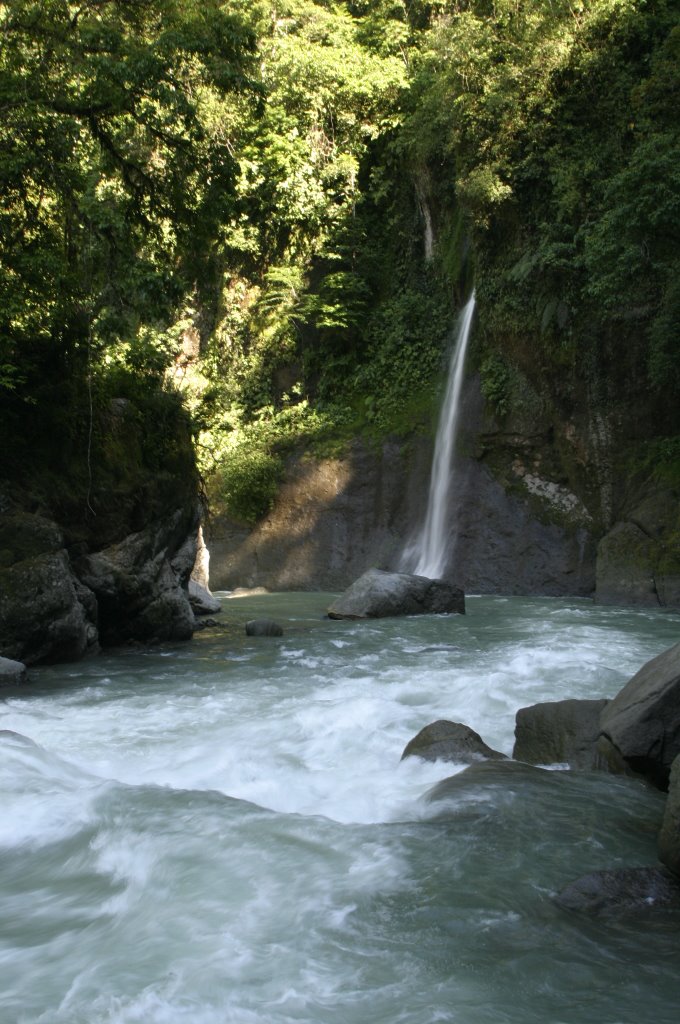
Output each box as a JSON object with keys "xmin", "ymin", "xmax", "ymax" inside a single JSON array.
[
  {"xmin": 75, "ymin": 508, "xmax": 197, "ymax": 645},
  {"xmin": 0, "ymin": 657, "xmax": 28, "ymax": 686},
  {"xmin": 555, "ymin": 866, "xmax": 680, "ymax": 916},
  {"xmin": 659, "ymin": 754, "xmax": 680, "ymax": 877},
  {"xmin": 328, "ymin": 568, "xmax": 464, "ymax": 620},
  {"xmin": 598, "ymin": 641, "xmax": 680, "ymax": 788},
  {"xmin": 402, "ymin": 719, "xmax": 506, "ymax": 764},
  {"xmin": 514, "ymin": 698, "xmax": 610, "ymax": 769},
  {"xmin": 0, "ymin": 513, "xmax": 98, "ymax": 664}
]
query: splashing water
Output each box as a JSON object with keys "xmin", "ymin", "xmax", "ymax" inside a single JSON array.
[
  {"xmin": 1, "ymin": 592, "xmax": 679, "ymax": 1024},
  {"xmin": 402, "ymin": 292, "xmax": 476, "ymax": 579}
]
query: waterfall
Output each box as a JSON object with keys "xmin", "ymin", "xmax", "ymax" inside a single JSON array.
[
  {"xmin": 403, "ymin": 292, "xmax": 476, "ymax": 579},
  {"xmin": 422, "ymin": 201, "xmax": 434, "ymax": 262},
  {"xmin": 416, "ymin": 185, "xmax": 435, "ymax": 262}
]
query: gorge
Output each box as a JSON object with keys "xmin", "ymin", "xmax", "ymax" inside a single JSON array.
[{"xmin": 1, "ymin": 4, "xmax": 680, "ymax": 1021}]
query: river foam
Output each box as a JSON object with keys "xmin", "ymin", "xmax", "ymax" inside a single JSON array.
[{"xmin": 2, "ymin": 594, "xmax": 679, "ymax": 1024}]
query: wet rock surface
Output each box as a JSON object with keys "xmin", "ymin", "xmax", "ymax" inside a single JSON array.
[
  {"xmin": 328, "ymin": 568, "xmax": 464, "ymax": 620},
  {"xmin": 658, "ymin": 754, "xmax": 680, "ymax": 878},
  {"xmin": 555, "ymin": 867, "xmax": 680, "ymax": 916},
  {"xmin": 0, "ymin": 507, "xmax": 199, "ymax": 664},
  {"xmin": 207, "ymin": 429, "xmax": 597, "ymax": 598},
  {"xmin": 514, "ymin": 698, "xmax": 610, "ymax": 770},
  {"xmin": 402, "ymin": 719, "xmax": 506, "ymax": 764},
  {"xmin": 245, "ymin": 618, "xmax": 284, "ymax": 637},
  {"xmin": 0, "ymin": 513, "xmax": 97, "ymax": 664},
  {"xmin": 188, "ymin": 579, "xmax": 222, "ymax": 616},
  {"xmin": 75, "ymin": 507, "xmax": 198, "ymax": 647},
  {"xmin": 598, "ymin": 641, "xmax": 680, "ymax": 788},
  {"xmin": 0, "ymin": 656, "xmax": 28, "ymax": 686}
]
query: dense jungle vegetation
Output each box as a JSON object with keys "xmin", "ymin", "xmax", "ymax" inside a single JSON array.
[{"xmin": 1, "ymin": 0, "xmax": 678, "ymax": 526}]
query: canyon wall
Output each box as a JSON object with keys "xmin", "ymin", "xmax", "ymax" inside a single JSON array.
[{"xmin": 207, "ymin": 377, "xmax": 598, "ymax": 599}]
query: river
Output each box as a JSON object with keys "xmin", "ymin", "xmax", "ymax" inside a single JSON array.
[{"xmin": 1, "ymin": 592, "xmax": 679, "ymax": 1024}]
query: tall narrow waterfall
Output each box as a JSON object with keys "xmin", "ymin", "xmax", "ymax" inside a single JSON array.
[{"xmin": 403, "ymin": 292, "xmax": 476, "ymax": 579}]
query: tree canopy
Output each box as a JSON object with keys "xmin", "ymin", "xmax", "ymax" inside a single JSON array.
[
  {"xmin": 0, "ymin": 0, "xmax": 256, "ymax": 380},
  {"xmin": 1, "ymin": 0, "xmax": 678, "ymax": 519}
]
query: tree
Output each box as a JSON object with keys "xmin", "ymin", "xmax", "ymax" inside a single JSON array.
[
  {"xmin": 0, "ymin": 0, "xmax": 258, "ymax": 482},
  {"xmin": 0, "ymin": 0, "xmax": 257, "ymax": 382}
]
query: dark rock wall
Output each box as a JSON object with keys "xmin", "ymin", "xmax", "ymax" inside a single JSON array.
[
  {"xmin": 0, "ymin": 395, "xmax": 200, "ymax": 666},
  {"xmin": 207, "ymin": 381, "xmax": 597, "ymax": 596},
  {"xmin": 208, "ymin": 371, "xmax": 677, "ymax": 608}
]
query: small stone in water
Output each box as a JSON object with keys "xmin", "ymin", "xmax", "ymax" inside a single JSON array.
[{"xmin": 245, "ymin": 619, "xmax": 284, "ymax": 637}]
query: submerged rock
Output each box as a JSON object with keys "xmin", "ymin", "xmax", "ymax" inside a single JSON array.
[
  {"xmin": 597, "ymin": 640, "xmax": 680, "ymax": 788},
  {"xmin": 424, "ymin": 758, "xmax": 551, "ymax": 806},
  {"xmin": 0, "ymin": 657, "xmax": 28, "ymax": 686},
  {"xmin": 328, "ymin": 568, "xmax": 464, "ymax": 620},
  {"xmin": 402, "ymin": 719, "xmax": 506, "ymax": 764},
  {"xmin": 513, "ymin": 698, "xmax": 609, "ymax": 770},
  {"xmin": 245, "ymin": 618, "xmax": 283, "ymax": 637},
  {"xmin": 659, "ymin": 754, "xmax": 680, "ymax": 878},
  {"xmin": 555, "ymin": 867, "xmax": 680, "ymax": 916},
  {"xmin": 192, "ymin": 617, "xmax": 221, "ymax": 632}
]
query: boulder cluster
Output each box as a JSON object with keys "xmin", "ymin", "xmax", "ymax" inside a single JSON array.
[
  {"xmin": 0, "ymin": 513, "xmax": 221, "ymax": 675},
  {"xmin": 403, "ymin": 640, "xmax": 680, "ymax": 915}
]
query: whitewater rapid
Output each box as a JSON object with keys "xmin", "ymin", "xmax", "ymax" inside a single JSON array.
[{"xmin": 1, "ymin": 593, "xmax": 679, "ymax": 1024}]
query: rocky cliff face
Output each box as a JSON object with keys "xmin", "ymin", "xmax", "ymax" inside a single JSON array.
[
  {"xmin": 207, "ymin": 370, "xmax": 678, "ymax": 607},
  {"xmin": 207, "ymin": 376, "xmax": 597, "ymax": 597},
  {"xmin": 0, "ymin": 395, "xmax": 200, "ymax": 666}
]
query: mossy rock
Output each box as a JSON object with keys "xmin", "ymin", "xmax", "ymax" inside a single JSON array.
[{"xmin": 0, "ymin": 514, "xmax": 63, "ymax": 567}]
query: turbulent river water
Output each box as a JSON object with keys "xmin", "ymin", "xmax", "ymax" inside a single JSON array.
[{"xmin": 2, "ymin": 592, "xmax": 679, "ymax": 1024}]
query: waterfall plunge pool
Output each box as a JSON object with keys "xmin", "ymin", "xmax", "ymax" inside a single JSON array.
[{"xmin": 1, "ymin": 593, "xmax": 679, "ymax": 1024}]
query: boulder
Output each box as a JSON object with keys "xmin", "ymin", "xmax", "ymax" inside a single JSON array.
[
  {"xmin": 245, "ymin": 618, "xmax": 283, "ymax": 637},
  {"xmin": 555, "ymin": 867, "xmax": 680, "ymax": 916},
  {"xmin": 401, "ymin": 719, "xmax": 506, "ymax": 764},
  {"xmin": 659, "ymin": 753, "xmax": 680, "ymax": 877},
  {"xmin": 424, "ymin": 758, "xmax": 551, "ymax": 807},
  {"xmin": 188, "ymin": 579, "xmax": 222, "ymax": 616},
  {"xmin": 598, "ymin": 641, "xmax": 680, "ymax": 788},
  {"xmin": 0, "ymin": 513, "xmax": 98, "ymax": 664},
  {"xmin": 75, "ymin": 508, "xmax": 197, "ymax": 645},
  {"xmin": 0, "ymin": 657, "xmax": 27, "ymax": 686},
  {"xmin": 327, "ymin": 568, "xmax": 464, "ymax": 620},
  {"xmin": 513, "ymin": 698, "xmax": 609, "ymax": 769}
]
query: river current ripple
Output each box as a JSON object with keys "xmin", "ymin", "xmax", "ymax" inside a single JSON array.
[{"xmin": 1, "ymin": 593, "xmax": 679, "ymax": 1024}]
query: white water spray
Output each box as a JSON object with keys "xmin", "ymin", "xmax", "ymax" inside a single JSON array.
[{"xmin": 405, "ymin": 292, "xmax": 476, "ymax": 579}]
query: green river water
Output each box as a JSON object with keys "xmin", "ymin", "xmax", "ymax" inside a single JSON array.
[{"xmin": 1, "ymin": 593, "xmax": 678, "ymax": 1024}]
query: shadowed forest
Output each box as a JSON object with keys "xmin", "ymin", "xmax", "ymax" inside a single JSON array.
[{"xmin": 1, "ymin": 0, "xmax": 678, "ymax": 537}]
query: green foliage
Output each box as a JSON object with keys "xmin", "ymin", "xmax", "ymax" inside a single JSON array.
[
  {"xmin": 0, "ymin": 0, "xmax": 258, "ymax": 501},
  {"xmin": 639, "ymin": 436, "xmax": 680, "ymax": 488},
  {"xmin": 199, "ymin": 395, "xmax": 356, "ymax": 522},
  {"xmin": 480, "ymin": 354, "xmax": 511, "ymax": 418},
  {"xmin": 395, "ymin": 0, "xmax": 680, "ymax": 412},
  {"xmin": 0, "ymin": 0, "xmax": 257, "ymax": 360},
  {"xmin": 4, "ymin": 0, "xmax": 680, "ymax": 530},
  {"xmin": 211, "ymin": 443, "xmax": 284, "ymax": 525}
]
